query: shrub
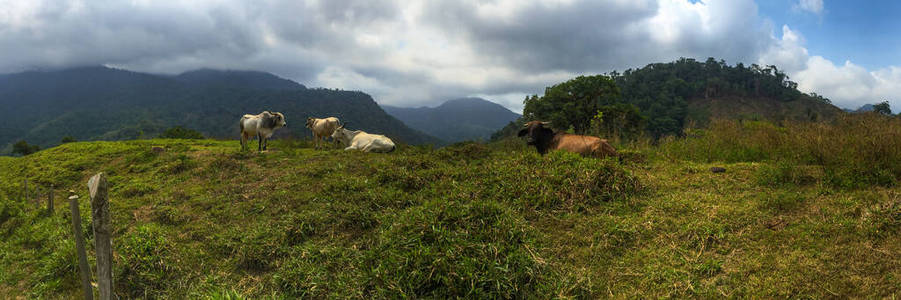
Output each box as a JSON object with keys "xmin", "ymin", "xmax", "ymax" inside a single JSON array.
[
  {"xmin": 12, "ymin": 140, "xmax": 40, "ymax": 156},
  {"xmin": 159, "ymin": 126, "xmax": 204, "ymax": 139}
]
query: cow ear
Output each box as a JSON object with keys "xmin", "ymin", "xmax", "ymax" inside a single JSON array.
[{"xmin": 517, "ymin": 128, "xmax": 528, "ymax": 137}]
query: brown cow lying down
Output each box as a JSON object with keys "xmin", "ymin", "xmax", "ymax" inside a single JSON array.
[{"xmin": 518, "ymin": 121, "xmax": 617, "ymax": 158}]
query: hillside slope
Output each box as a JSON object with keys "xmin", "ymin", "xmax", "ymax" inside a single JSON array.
[
  {"xmin": 686, "ymin": 95, "xmax": 844, "ymax": 125},
  {"xmin": 382, "ymin": 98, "xmax": 520, "ymax": 142},
  {"xmin": 0, "ymin": 139, "xmax": 897, "ymax": 298},
  {"xmin": 0, "ymin": 67, "xmax": 439, "ymax": 153}
]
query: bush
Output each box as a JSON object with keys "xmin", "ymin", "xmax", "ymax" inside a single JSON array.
[
  {"xmin": 60, "ymin": 136, "xmax": 77, "ymax": 144},
  {"xmin": 158, "ymin": 126, "xmax": 204, "ymax": 139},
  {"xmin": 12, "ymin": 140, "xmax": 40, "ymax": 156}
]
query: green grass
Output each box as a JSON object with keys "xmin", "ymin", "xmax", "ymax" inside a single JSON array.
[{"xmin": 0, "ymin": 137, "xmax": 899, "ymax": 298}]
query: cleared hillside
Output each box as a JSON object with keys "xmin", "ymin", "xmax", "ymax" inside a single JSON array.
[
  {"xmin": 0, "ymin": 135, "xmax": 897, "ymax": 298},
  {"xmin": 686, "ymin": 94, "xmax": 844, "ymax": 126}
]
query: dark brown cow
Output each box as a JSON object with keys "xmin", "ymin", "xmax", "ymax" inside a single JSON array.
[{"xmin": 517, "ymin": 121, "xmax": 617, "ymax": 158}]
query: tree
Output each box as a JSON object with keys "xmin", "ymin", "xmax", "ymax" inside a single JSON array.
[
  {"xmin": 12, "ymin": 140, "xmax": 40, "ymax": 156},
  {"xmin": 61, "ymin": 136, "xmax": 77, "ymax": 143},
  {"xmin": 158, "ymin": 126, "xmax": 204, "ymax": 139},
  {"xmin": 590, "ymin": 103, "xmax": 646, "ymax": 140},
  {"xmin": 873, "ymin": 101, "xmax": 892, "ymax": 115},
  {"xmin": 522, "ymin": 75, "xmax": 620, "ymax": 134}
]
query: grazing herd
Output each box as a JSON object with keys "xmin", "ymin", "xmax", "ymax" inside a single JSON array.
[{"xmin": 239, "ymin": 111, "xmax": 616, "ymax": 158}]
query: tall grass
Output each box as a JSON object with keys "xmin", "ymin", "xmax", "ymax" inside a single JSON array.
[{"xmin": 656, "ymin": 113, "xmax": 901, "ymax": 188}]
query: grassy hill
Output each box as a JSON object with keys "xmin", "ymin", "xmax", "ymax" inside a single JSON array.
[
  {"xmin": 382, "ymin": 98, "xmax": 521, "ymax": 142},
  {"xmin": 0, "ymin": 67, "xmax": 440, "ymax": 154},
  {"xmin": 1, "ymin": 115, "xmax": 899, "ymax": 298}
]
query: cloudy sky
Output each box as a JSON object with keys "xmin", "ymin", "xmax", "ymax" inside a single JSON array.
[{"xmin": 2, "ymin": 0, "xmax": 899, "ymax": 112}]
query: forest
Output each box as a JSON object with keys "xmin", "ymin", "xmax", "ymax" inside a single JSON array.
[{"xmin": 502, "ymin": 57, "xmax": 841, "ymax": 140}]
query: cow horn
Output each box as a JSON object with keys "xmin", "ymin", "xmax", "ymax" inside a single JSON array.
[{"xmin": 540, "ymin": 121, "xmax": 551, "ymax": 126}]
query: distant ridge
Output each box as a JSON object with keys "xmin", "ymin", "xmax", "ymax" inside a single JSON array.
[
  {"xmin": 382, "ymin": 97, "xmax": 521, "ymax": 142},
  {"xmin": 174, "ymin": 69, "xmax": 305, "ymax": 90},
  {"xmin": 0, "ymin": 66, "xmax": 440, "ymax": 154}
]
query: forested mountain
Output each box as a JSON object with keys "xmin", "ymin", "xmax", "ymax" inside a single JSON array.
[
  {"xmin": 382, "ymin": 98, "xmax": 520, "ymax": 142},
  {"xmin": 498, "ymin": 57, "xmax": 843, "ymax": 140},
  {"xmin": 0, "ymin": 66, "xmax": 439, "ymax": 154},
  {"xmin": 613, "ymin": 57, "xmax": 840, "ymax": 136}
]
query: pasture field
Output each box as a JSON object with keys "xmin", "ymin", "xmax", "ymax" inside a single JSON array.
[{"xmin": 1, "ymin": 118, "xmax": 899, "ymax": 298}]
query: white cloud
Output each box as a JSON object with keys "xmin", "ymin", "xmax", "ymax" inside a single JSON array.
[
  {"xmin": 0, "ymin": 0, "xmax": 896, "ymax": 112},
  {"xmin": 795, "ymin": 0, "xmax": 824, "ymax": 15},
  {"xmin": 759, "ymin": 25, "xmax": 900, "ymax": 110}
]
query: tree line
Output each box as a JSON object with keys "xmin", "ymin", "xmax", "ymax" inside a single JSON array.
[{"xmin": 499, "ymin": 57, "xmax": 842, "ymax": 140}]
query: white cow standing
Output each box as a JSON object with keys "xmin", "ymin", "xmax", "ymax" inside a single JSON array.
[
  {"xmin": 240, "ymin": 111, "xmax": 287, "ymax": 151},
  {"xmin": 305, "ymin": 117, "xmax": 340, "ymax": 149},
  {"xmin": 330, "ymin": 124, "xmax": 396, "ymax": 153}
]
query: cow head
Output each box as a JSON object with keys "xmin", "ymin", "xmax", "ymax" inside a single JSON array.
[
  {"xmin": 305, "ymin": 117, "xmax": 315, "ymax": 129},
  {"xmin": 518, "ymin": 121, "xmax": 554, "ymax": 154},
  {"xmin": 270, "ymin": 112, "xmax": 287, "ymax": 128},
  {"xmin": 331, "ymin": 123, "xmax": 351, "ymax": 145}
]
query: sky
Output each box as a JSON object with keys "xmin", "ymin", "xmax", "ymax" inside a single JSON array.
[{"xmin": 1, "ymin": 0, "xmax": 899, "ymax": 112}]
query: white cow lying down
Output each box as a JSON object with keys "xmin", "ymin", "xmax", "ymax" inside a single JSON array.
[{"xmin": 330, "ymin": 125, "xmax": 396, "ymax": 153}]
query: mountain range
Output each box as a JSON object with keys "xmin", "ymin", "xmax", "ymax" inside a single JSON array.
[
  {"xmin": 0, "ymin": 66, "xmax": 440, "ymax": 153},
  {"xmin": 381, "ymin": 98, "xmax": 521, "ymax": 142}
]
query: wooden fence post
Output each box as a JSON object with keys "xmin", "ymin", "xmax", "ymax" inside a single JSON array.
[
  {"xmin": 88, "ymin": 173, "xmax": 113, "ymax": 300},
  {"xmin": 69, "ymin": 192, "xmax": 94, "ymax": 300},
  {"xmin": 47, "ymin": 186, "xmax": 54, "ymax": 215},
  {"xmin": 34, "ymin": 187, "xmax": 41, "ymax": 209}
]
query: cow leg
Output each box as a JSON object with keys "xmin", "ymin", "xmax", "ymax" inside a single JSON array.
[
  {"xmin": 263, "ymin": 137, "xmax": 268, "ymax": 151},
  {"xmin": 258, "ymin": 133, "xmax": 262, "ymax": 151},
  {"xmin": 360, "ymin": 142, "xmax": 373, "ymax": 153}
]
